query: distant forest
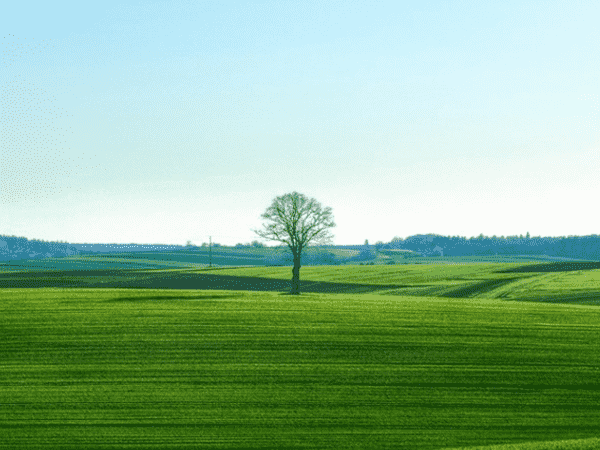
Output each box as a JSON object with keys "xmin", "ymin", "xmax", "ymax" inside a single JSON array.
[
  {"xmin": 0, "ymin": 235, "xmax": 79, "ymax": 261},
  {"xmin": 1, "ymin": 232, "xmax": 599, "ymax": 262},
  {"xmin": 376, "ymin": 233, "xmax": 600, "ymax": 261}
]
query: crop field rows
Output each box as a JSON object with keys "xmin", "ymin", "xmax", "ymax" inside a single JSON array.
[{"xmin": 1, "ymin": 255, "xmax": 600, "ymax": 449}]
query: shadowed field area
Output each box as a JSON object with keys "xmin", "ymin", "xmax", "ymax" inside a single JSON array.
[
  {"xmin": 497, "ymin": 261, "xmax": 600, "ymax": 273},
  {"xmin": 0, "ymin": 268, "xmax": 413, "ymax": 294}
]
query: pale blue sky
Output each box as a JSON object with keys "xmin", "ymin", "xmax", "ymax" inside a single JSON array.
[{"xmin": 1, "ymin": 0, "xmax": 598, "ymax": 246}]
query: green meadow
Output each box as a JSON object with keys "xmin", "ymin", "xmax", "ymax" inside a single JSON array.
[{"xmin": 1, "ymin": 253, "xmax": 600, "ymax": 449}]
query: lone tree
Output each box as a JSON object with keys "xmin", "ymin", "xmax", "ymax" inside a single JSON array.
[{"xmin": 252, "ymin": 191, "xmax": 336, "ymax": 295}]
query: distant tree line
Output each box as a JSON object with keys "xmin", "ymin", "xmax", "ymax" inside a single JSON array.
[
  {"xmin": 234, "ymin": 240, "xmax": 266, "ymax": 249},
  {"xmin": 3, "ymin": 231, "xmax": 600, "ymax": 263},
  {"xmin": 380, "ymin": 233, "xmax": 600, "ymax": 260},
  {"xmin": 0, "ymin": 235, "xmax": 79, "ymax": 261}
]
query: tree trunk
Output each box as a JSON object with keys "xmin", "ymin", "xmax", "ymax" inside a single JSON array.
[{"xmin": 290, "ymin": 255, "xmax": 301, "ymax": 294}]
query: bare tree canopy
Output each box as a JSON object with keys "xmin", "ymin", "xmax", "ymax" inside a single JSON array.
[{"xmin": 252, "ymin": 191, "xmax": 336, "ymax": 294}]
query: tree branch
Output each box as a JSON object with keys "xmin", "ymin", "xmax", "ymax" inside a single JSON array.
[{"xmin": 253, "ymin": 192, "xmax": 336, "ymax": 254}]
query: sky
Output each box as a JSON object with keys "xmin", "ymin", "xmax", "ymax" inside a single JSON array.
[{"xmin": 1, "ymin": 0, "xmax": 599, "ymax": 246}]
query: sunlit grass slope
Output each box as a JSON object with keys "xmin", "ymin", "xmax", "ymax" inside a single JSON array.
[
  {"xmin": 209, "ymin": 263, "xmax": 600, "ymax": 305},
  {"xmin": 441, "ymin": 436, "xmax": 600, "ymax": 450},
  {"xmin": 1, "ymin": 288, "xmax": 599, "ymax": 449}
]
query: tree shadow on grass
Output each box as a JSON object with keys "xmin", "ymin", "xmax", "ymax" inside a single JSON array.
[{"xmin": 0, "ymin": 269, "xmax": 411, "ymax": 295}]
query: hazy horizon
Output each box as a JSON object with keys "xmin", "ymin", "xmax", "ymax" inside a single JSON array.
[
  {"xmin": 3, "ymin": 231, "xmax": 599, "ymax": 249},
  {"xmin": 2, "ymin": 1, "xmax": 599, "ymax": 246}
]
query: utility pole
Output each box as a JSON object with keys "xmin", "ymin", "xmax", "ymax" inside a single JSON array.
[{"xmin": 209, "ymin": 236, "xmax": 212, "ymax": 268}]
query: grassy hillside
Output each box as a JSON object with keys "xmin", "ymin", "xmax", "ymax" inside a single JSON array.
[
  {"xmin": 2, "ymin": 257, "xmax": 600, "ymax": 448},
  {"xmin": 1, "ymin": 288, "xmax": 600, "ymax": 449},
  {"xmin": 2, "ymin": 255, "xmax": 600, "ymax": 306}
]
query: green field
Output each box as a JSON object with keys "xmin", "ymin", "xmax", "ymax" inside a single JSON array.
[{"xmin": 1, "ymin": 254, "xmax": 600, "ymax": 449}]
